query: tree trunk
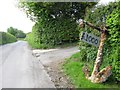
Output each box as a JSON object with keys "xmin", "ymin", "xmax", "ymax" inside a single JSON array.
[
  {"xmin": 90, "ymin": 31, "xmax": 112, "ymax": 83},
  {"xmin": 90, "ymin": 32, "xmax": 106, "ymax": 81},
  {"xmin": 79, "ymin": 21, "xmax": 112, "ymax": 83},
  {"xmin": 82, "ymin": 31, "xmax": 112, "ymax": 83}
]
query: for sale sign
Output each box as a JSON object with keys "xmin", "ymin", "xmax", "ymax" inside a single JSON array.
[{"xmin": 80, "ymin": 32, "xmax": 100, "ymax": 47}]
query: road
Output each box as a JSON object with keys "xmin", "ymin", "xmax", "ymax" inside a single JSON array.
[{"xmin": 0, "ymin": 41, "xmax": 79, "ymax": 88}]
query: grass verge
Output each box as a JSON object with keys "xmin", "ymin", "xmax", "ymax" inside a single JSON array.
[{"xmin": 63, "ymin": 52, "xmax": 120, "ymax": 88}]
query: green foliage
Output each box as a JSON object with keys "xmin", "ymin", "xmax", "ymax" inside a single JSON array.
[
  {"xmin": 15, "ymin": 30, "xmax": 26, "ymax": 38},
  {"xmin": 25, "ymin": 15, "xmax": 79, "ymax": 48},
  {"xmin": 78, "ymin": 1, "xmax": 120, "ymax": 81},
  {"xmin": 78, "ymin": 25, "xmax": 99, "ymax": 63},
  {"xmin": 106, "ymin": 7, "xmax": 120, "ymax": 81},
  {"xmin": 0, "ymin": 32, "xmax": 17, "ymax": 45},
  {"xmin": 36, "ymin": 19, "xmax": 78, "ymax": 46},
  {"xmin": 85, "ymin": 2, "xmax": 119, "ymax": 26},
  {"xmin": 63, "ymin": 52, "xmax": 120, "ymax": 88},
  {"xmin": 19, "ymin": 2, "xmax": 96, "ymax": 48},
  {"xmin": 7, "ymin": 27, "xmax": 17, "ymax": 36},
  {"xmin": 19, "ymin": 2, "xmax": 97, "ymax": 22},
  {"xmin": 26, "ymin": 32, "xmax": 48, "ymax": 49},
  {"xmin": 7, "ymin": 27, "xmax": 26, "ymax": 38}
]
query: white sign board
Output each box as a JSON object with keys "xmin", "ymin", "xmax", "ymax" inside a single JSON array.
[{"xmin": 80, "ymin": 32, "xmax": 100, "ymax": 47}]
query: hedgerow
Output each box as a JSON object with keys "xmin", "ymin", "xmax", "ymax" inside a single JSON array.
[
  {"xmin": 19, "ymin": 2, "xmax": 96, "ymax": 49},
  {"xmin": 78, "ymin": 1, "xmax": 120, "ymax": 81},
  {"xmin": 26, "ymin": 19, "xmax": 79, "ymax": 48},
  {"xmin": 26, "ymin": 27, "xmax": 48, "ymax": 49},
  {"xmin": 106, "ymin": 7, "xmax": 120, "ymax": 81},
  {"xmin": 0, "ymin": 32, "xmax": 17, "ymax": 45}
]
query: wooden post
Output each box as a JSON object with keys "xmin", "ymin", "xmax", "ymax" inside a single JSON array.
[{"xmin": 80, "ymin": 20, "xmax": 112, "ymax": 83}]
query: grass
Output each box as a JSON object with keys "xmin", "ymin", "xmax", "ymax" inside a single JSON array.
[
  {"xmin": 63, "ymin": 52, "xmax": 120, "ymax": 88},
  {"xmin": 0, "ymin": 32, "xmax": 17, "ymax": 45}
]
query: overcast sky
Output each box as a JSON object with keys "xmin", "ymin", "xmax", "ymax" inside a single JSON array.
[
  {"xmin": 0, "ymin": 0, "xmax": 116, "ymax": 33},
  {"xmin": 0, "ymin": 0, "xmax": 35, "ymax": 33}
]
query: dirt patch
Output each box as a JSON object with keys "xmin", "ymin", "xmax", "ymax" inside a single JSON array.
[{"xmin": 44, "ymin": 60, "xmax": 74, "ymax": 88}]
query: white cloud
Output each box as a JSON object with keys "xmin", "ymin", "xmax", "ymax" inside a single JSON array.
[{"xmin": 0, "ymin": 0, "xmax": 35, "ymax": 33}]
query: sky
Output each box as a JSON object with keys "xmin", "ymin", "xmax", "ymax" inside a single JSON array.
[
  {"xmin": 0, "ymin": 0, "xmax": 116, "ymax": 33},
  {"xmin": 0, "ymin": 0, "xmax": 35, "ymax": 33},
  {"xmin": 98, "ymin": 0, "xmax": 116, "ymax": 5}
]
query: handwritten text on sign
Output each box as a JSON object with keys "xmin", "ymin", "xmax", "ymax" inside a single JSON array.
[{"xmin": 80, "ymin": 32, "xmax": 100, "ymax": 47}]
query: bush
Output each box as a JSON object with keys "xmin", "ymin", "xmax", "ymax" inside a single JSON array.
[
  {"xmin": 26, "ymin": 19, "xmax": 79, "ymax": 49},
  {"xmin": 78, "ymin": 1, "xmax": 120, "ymax": 81},
  {"xmin": 7, "ymin": 27, "xmax": 26, "ymax": 38},
  {"xmin": 20, "ymin": 2, "xmax": 96, "ymax": 49},
  {"xmin": 0, "ymin": 32, "xmax": 17, "ymax": 45},
  {"xmin": 26, "ymin": 32, "xmax": 48, "ymax": 49},
  {"xmin": 15, "ymin": 30, "xmax": 26, "ymax": 38},
  {"xmin": 106, "ymin": 8, "xmax": 120, "ymax": 81}
]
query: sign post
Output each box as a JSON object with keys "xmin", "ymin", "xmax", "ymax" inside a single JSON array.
[
  {"xmin": 79, "ymin": 19, "xmax": 112, "ymax": 83},
  {"xmin": 80, "ymin": 32, "xmax": 100, "ymax": 47}
]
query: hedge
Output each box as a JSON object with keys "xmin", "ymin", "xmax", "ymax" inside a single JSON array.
[
  {"xmin": 78, "ymin": 1, "xmax": 120, "ymax": 81},
  {"xmin": 27, "ymin": 19, "xmax": 79, "ymax": 48},
  {"xmin": 0, "ymin": 32, "xmax": 17, "ymax": 45}
]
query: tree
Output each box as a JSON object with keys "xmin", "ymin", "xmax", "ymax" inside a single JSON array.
[
  {"xmin": 84, "ymin": 2, "xmax": 119, "ymax": 26},
  {"xmin": 7, "ymin": 27, "xmax": 17, "ymax": 36},
  {"xmin": 18, "ymin": 2, "xmax": 97, "ymax": 22},
  {"xmin": 7, "ymin": 27, "xmax": 26, "ymax": 38},
  {"xmin": 18, "ymin": 2, "xmax": 97, "ymax": 48},
  {"xmin": 15, "ymin": 30, "xmax": 26, "ymax": 38}
]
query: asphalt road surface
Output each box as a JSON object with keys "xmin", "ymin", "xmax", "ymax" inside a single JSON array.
[
  {"xmin": 0, "ymin": 41, "xmax": 79, "ymax": 89},
  {"xmin": 0, "ymin": 41, "xmax": 55, "ymax": 88}
]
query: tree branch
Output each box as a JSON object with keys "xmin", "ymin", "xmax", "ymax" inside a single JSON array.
[{"xmin": 83, "ymin": 20, "xmax": 101, "ymax": 32}]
